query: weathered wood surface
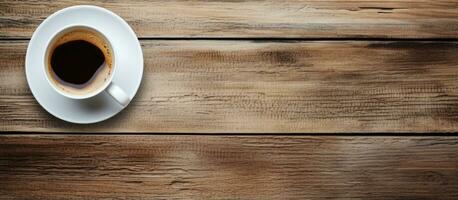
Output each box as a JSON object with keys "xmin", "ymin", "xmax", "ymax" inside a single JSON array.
[
  {"xmin": 1, "ymin": 135, "xmax": 457, "ymax": 199},
  {"xmin": 1, "ymin": 0, "xmax": 458, "ymax": 39},
  {"xmin": 1, "ymin": 40, "xmax": 458, "ymax": 133}
]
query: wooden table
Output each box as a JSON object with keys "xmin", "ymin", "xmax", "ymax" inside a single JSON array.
[{"xmin": 1, "ymin": 1, "xmax": 458, "ymax": 199}]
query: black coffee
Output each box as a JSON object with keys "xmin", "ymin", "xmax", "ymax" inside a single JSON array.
[{"xmin": 50, "ymin": 40, "xmax": 105, "ymax": 85}]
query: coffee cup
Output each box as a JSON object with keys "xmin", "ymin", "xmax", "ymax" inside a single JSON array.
[{"xmin": 43, "ymin": 24, "xmax": 130, "ymax": 106}]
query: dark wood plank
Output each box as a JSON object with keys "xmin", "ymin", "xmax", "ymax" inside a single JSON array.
[
  {"xmin": 1, "ymin": 0, "xmax": 458, "ymax": 39},
  {"xmin": 1, "ymin": 40, "xmax": 458, "ymax": 132},
  {"xmin": 0, "ymin": 135, "xmax": 457, "ymax": 199}
]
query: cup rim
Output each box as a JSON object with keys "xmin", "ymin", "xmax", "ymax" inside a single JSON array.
[{"xmin": 43, "ymin": 24, "xmax": 116, "ymax": 100}]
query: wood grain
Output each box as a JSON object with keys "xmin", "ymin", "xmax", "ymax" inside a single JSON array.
[
  {"xmin": 1, "ymin": 40, "xmax": 458, "ymax": 133},
  {"xmin": 1, "ymin": 0, "xmax": 458, "ymax": 39},
  {"xmin": 0, "ymin": 135, "xmax": 457, "ymax": 199}
]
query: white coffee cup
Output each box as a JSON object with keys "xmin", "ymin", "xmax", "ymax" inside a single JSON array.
[{"xmin": 43, "ymin": 24, "xmax": 130, "ymax": 107}]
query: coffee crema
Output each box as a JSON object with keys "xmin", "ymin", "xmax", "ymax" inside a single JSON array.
[{"xmin": 46, "ymin": 28, "xmax": 113, "ymax": 96}]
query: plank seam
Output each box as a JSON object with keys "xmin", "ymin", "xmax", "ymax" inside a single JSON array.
[
  {"xmin": 2, "ymin": 132, "xmax": 458, "ymax": 136},
  {"xmin": 2, "ymin": 38, "xmax": 458, "ymax": 42}
]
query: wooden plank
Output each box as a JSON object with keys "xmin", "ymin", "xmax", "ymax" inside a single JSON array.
[
  {"xmin": 0, "ymin": 135, "xmax": 457, "ymax": 199},
  {"xmin": 1, "ymin": 40, "xmax": 458, "ymax": 133},
  {"xmin": 1, "ymin": 0, "xmax": 458, "ymax": 39}
]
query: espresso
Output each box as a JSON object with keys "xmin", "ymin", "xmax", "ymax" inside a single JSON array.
[
  {"xmin": 47, "ymin": 28, "xmax": 113, "ymax": 96},
  {"xmin": 51, "ymin": 40, "xmax": 105, "ymax": 85}
]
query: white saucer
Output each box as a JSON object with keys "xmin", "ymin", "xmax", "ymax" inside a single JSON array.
[{"xmin": 26, "ymin": 5, "xmax": 143, "ymax": 124}]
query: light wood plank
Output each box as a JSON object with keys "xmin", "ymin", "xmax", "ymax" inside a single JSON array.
[
  {"xmin": 1, "ymin": 40, "xmax": 458, "ymax": 133},
  {"xmin": 1, "ymin": 0, "xmax": 458, "ymax": 39},
  {"xmin": 1, "ymin": 135, "xmax": 457, "ymax": 199}
]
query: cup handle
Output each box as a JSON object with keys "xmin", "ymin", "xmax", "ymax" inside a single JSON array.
[{"xmin": 106, "ymin": 83, "xmax": 131, "ymax": 107}]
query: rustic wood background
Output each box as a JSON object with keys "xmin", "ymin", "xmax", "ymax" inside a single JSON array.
[{"xmin": 1, "ymin": 0, "xmax": 458, "ymax": 199}]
